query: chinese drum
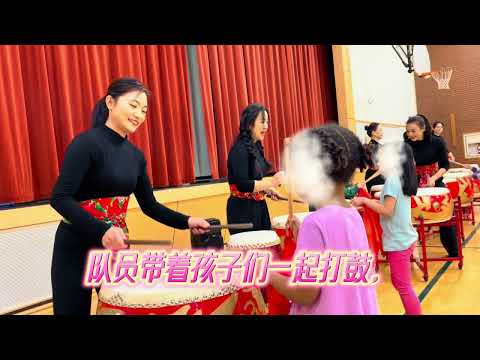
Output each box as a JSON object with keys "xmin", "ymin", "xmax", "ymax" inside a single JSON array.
[
  {"xmin": 447, "ymin": 168, "xmax": 472, "ymax": 174},
  {"xmin": 447, "ymin": 168, "xmax": 480, "ymax": 198},
  {"xmin": 226, "ymin": 230, "xmax": 281, "ymax": 254},
  {"xmin": 411, "ymin": 187, "xmax": 454, "ymax": 225},
  {"xmin": 474, "ymin": 177, "xmax": 480, "ymax": 198},
  {"xmin": 443, "ymin": 171, "xmax": 474, "ymax": 205},
  {"xmin": 271, "ymin": 212, "xmax": 311, "ymax": 260},
  {"xmin": 225, "ymin": 230, "xmax": 282, "ymax": 315},
  {"xmin": 272, "ymin": 212, "xmax": 312, "ymax": 231},
  {"xmin": 444, "ymin": 178, "xmax": 460, "ymax": 199},
  {"xmin": 96, "ymin": 281, "xmax": 267, "ymax": 315},
  {"xmin": 270, "ymin": 214, "xmax": 312, "ymax": 315}
]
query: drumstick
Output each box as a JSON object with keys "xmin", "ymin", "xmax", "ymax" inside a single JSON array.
[
  {"xmin": 352, "ymin": 170, "xmax": 381, "ymax": 191},
  {"xmin": 364, "ymin": 170, "xmax": 382, "ymax": 184},
  {"xmin": 267, "ymin": 193, "xmax": 305, "ymax": 204},
  {"xmin": 125, "ymin": 240, "xmax": 172, "ymax": 246},
  {"xmin": 209, "ymin": 223, "xmax": 253, "ymax": 231},
  {"xmin": 126, "ymin": 224, "xmax": 253, "ymax": 245},
  {"xmin": 449, "ymin": 160, "xmax": 470, "ymax": 169},
  {"xmin": 284, "ymin": 138, "xmax": 294, "ymax": 220}
]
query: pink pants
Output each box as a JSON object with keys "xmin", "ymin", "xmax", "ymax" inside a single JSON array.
[{"xmin": 386, "ymin": 244, "xmax": 422, "ymax": 315}]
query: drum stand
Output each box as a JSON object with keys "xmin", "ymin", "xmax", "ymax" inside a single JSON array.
[
  {"xmin": 473, "ymin": 179, "xmax": 480, "ymax": 209},
  {"xmin": 413, "ymin": 199, "xmax": 464, "ymax": 281},
  {"xmin": 375, "ymin": 198, "xmax": 464, "ymax": 282},
  {"xmin": 266, "ymin": 227, "xmax": 295, "ymax": 315},
  {"xmin": 461, "ymin": 201, "xmax": 476, "ymax": 226},
  {"xmin": 474, "ymin": 196, "xmax": 480, "ymax": 214},
  {"xmin": 453, "ymin": 197, "xmax": 466, "ymax": 243}
]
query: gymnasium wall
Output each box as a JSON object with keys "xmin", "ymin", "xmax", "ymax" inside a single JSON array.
[
  {"xmin": 415, "ymin": 45, "xmax": 480, "ymax": 165},
  {"xmin": 348, "ymin": 45, "xmax": 418, "ymax": 144},
  {"xmin": 333, "ymin": 45, "xmax": 418, "ymax": 184}
]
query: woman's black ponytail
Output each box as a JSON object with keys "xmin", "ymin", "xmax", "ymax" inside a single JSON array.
[{"xmin": 91, "ymin": 96, "xmax": 109, "ymax": 128}]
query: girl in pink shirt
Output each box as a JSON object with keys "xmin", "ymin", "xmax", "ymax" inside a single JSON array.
[{"xmin": 269, "ymin": 125, "xmax": 379, "ymax": 315}]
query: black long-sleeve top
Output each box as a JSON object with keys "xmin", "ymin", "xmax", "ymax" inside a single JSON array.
[
  {"xmin": 405, "ymin": 135, "xmax": 450, "ymax": 169},
  {"xmin": 227, "ymin": 139, "xmax": 273, "ymax": 193},
  {"xmin": 51, "ymin": 125, "xmax": 189, "ymax": 242},
  {"xmin": 433, "ymin": 133, "xmax": 450, "ymax": 153}
]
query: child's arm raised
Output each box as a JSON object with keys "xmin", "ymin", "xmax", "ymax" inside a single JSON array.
[{"xmin": 268, "ymin": 215, "xmax": 322, "ymax": 306}]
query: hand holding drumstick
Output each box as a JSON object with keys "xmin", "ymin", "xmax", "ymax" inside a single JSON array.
[
  {"xmin": 285, "ymin": 214, "xmax": 301, "ymax": 242},
  {"xmin": 265, "ymin": 187, "xmax": 282, "ymax": 201}
]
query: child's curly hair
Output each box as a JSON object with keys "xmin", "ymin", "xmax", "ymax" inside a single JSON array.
[{"xmin": 309, "ymin": 124, "xmax": 369, "ymax": 183}]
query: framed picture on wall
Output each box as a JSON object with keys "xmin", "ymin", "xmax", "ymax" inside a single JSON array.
[{"xmin": 463, "ymin": 132, "xmax": 480, "ymax": 159}]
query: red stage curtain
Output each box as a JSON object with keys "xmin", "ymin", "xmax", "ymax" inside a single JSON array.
[
  {"xmin": 0, "ymin": 45, "xmax": 195, "ymax": 204},
  {"xmin": 197, "ymin": 45, "xmax": 338, "ymax": 177}
]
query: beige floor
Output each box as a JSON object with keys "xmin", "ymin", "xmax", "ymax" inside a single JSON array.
[
  {"xmin": 377, "ymin": 208, "xmax": 480, "ymax": 315},
  {"xmin": 20, "ymin": 207, "xmax": 480, "ymax": 315}
]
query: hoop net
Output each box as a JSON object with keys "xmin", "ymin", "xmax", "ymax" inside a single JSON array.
[{"xmin": 432, "ymin": 67, "xmax": 453, "ymax": 89}]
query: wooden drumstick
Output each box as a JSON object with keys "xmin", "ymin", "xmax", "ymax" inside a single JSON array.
[
  {"xmin": 449, "ymin": 160, "xmax": 470, "ymax": 169},
  {"xmin": 209, "ymin": 223, "xmax": 253, "ymax": 231},
  {"xmin": 126, "ymin": 224, "xmax": 253, "ymax": 245},
  {"xmin": 282, "ymin": 137, "xmax": 295, "ymax": 252},
  {"xmin": 364, "ymin": 170, "xmax": 382, "ymax": 184},
  {"xmin": 355, "ymin": 170, "xmax": 382, "ymax": 189},
  {"xmin": 267, "ymin": 193, "xmax": 305, "ymax": 204},
  {"xmin": 284, "ymin": 138, "xmax": 294, "ymax": 220},
  {"xmin": 125, "ymin": 240, "xmax": 172, "ymax": 246}
]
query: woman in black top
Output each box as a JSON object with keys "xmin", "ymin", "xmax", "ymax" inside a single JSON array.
[
  {"xmin": 226, "ymin": 103, "xmax": 284, "ymax": 235},
  {"xmin": 363, "ymin": 122, "xmax": 385, "ymax": 192},
  {"xmin": 50, "ymin": 77, "xmax": 210, "ymax": 315},
  {"xmin": 432, "ymin": 120, "xmax": 455, "ymax": 161},
  {"xmin": 405, "ymin": 115, "xmax": 459, "ymax": 257}
]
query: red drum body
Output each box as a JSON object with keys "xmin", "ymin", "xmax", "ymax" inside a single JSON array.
[
  {"xmin": 269, "ymin": 213, "xmax": 313, "ymax": 315},
  {"xmin": 271, "ymin": 212, "xmax": 311, "ymax": 260},
  {"xmin": 444, "ymin": 171, "xmax": 474, "ymax": 204},
  {"xmin": 97, "ymin": 282, "xmax": 267, "ymax": 315},
  {"xmin": 411, "ymin": 187, "xmax": 454, "ymax": 225}
]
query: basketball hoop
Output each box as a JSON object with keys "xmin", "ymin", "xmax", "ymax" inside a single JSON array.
[
  {"xmin": 431, "ymin": 67, "xmax": 453, "ymax": 89},
  {"xmin": 391, "ymin": 45, "xmax": 453, "ymax": 89}
]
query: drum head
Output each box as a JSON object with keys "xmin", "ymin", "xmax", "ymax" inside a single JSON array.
[
  {"xmin": 445, "ymin": 171, "xmax": 472, "ymax": 179},
  {"xmin": 271, "ymin": 212, "xmax": 312, "ymax": 229},
  {"xmin": 447, "ymin": 168, "xmax": 472, "ymax": 174},
  {"xmin": 99, "ymin": 281, "xmax": 238, "ymax": 308},
  {"xmin": 443, "ymin": 177, "xmax": 458, "ymax": 183},
  {"xmin": 415, "ymin": 187, "xmax": 450, "ymax": 197},
  {"xmin": 227, "ymin": 230, "xmax": 280, "ymax": 249}
]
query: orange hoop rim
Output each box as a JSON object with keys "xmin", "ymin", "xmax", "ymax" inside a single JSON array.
[
  {"xmin": 417, "ymin": 71, "xmax": 433, "ymax": 79},
  {"xmin": 418, "ymin": 67, "xmax": 452, "ymax": 77}
]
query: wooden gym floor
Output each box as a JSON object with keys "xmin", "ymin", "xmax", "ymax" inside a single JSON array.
[{"xmin": 18, "ymin": 206, "xmax": 480, "ymax": 315}]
